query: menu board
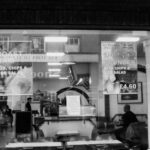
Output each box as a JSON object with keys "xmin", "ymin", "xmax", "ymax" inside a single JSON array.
[
  {"xmin": 66, "ymin": 95, "xmax": 81, "ymax": 116},
  {"xmin": 101, "ymin": 42, "xmax": 137, "ymax": 94}
]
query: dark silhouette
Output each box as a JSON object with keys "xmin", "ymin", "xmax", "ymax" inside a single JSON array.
[
  {"xmin": 122, "ymin": 104, "xmax": 138, "ymax": 128},
  {"xmin": 5, "ymin": 105, "xmax": 13, "ymax": 127},
  {"xmin": 115, "ymin": 104, "xmax": 138, "ymax": 142},
  {"xmin": 25, "ymin": 97, "xmax": 32, "ymax": 111}
]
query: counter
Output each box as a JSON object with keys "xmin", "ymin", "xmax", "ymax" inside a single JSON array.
[
  {"xmin": 35, "ymin": 116, "xmax": 96, "ymax": 139},
  {"xmin": 5, "ymin": 140, "xmax": 125, "ymax": 150}
]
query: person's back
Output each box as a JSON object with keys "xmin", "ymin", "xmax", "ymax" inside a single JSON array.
[
  {"xmin": 115, "ymin": 104, "xmax": 138, "ymax": 142},
  {"xmin": 122, "ymin": 110, "xmax": 138, "ymax": 128}
]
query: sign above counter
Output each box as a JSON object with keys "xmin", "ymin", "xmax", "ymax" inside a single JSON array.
[{"xmin": 0, "ymin": 54, "xmax": 99, "ymax": 63}]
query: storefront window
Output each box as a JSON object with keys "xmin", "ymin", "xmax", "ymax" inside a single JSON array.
[{"xmin": 0, "ymin": 30, "xmax": 148, "ymax": 149}]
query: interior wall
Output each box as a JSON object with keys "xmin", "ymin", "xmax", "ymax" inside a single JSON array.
[
  {"xmin": 89, "ymin": 63, "xmax": 99, "ymax": 105},
  {"xmin": 33, "ymin": 79, "xmax": 69, "ymax": 92},
  {"xmin": 80, "ymin": 35, "xmax": 100, "ymax": 53}
]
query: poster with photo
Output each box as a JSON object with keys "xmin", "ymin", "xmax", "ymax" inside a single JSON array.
[
  {"xmin": 101, "ymin": 41, "xmax": 137, "ymax": 94},
  {"xmin": 0, "ymin": 36, "xmax": 9, "ymax": 52},
  {"xmin": 9, "ymin": 41, "xmax": 31, "ymax": 54},
  {"xmin": 31, "ymin": 37, "xmax": 45, "ymax": 54},
  {"xmin": 0, "ymin": 62, "xmax": 33, "ymax": 96}
]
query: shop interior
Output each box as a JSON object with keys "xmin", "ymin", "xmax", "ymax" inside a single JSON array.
[{"xmin": 0, "ymin": 30, "xmax": 148, "ymax": 149}]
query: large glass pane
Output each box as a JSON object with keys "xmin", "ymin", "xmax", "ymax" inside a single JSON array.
[{"xmin": 0, "ymin": 30, "xmax": 148, "ymax": 150}]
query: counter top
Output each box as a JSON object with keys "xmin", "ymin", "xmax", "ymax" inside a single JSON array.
[
  {"xmin": 6, "ymin": 140, "xmax": 122, "ymax": 148},
  {"xmin": 35, "ymin": 115, "xmax": 96, "ymax": 121},
  {"xmin": 6, "ymin": 142, "xmax": 62, "ymax": 148},
  {"xmin": 67, "ymin": 140, "xmax": 122, "ymax": 146}
]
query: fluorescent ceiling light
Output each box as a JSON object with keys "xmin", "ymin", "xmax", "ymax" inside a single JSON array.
[
  {"xmin": 76, "ymin": 78, "xmax": 83, "ymax": 85},
  {"xmin": 45, "ymin": 36, "xmax": 68, "ymax": 42},
  {"xmin": 49, "ymin": 74, "xmax": 60, "ymax": 78},
  {"xmin": 59, "ymin": 77, "xmax": 68, "ymax": 80},
  {"xmin": 47, "ymin": 62, "xmax": 75, "ymax": 66},
  {"xmin": 48, "ymin": 68, "xmax": 61, "ymax": 72},
  {"xmin": 48, "ymin": 63, "xmax": 63, "ymax": 66},
  {"xmin": 116, "ymin": 37, "xmax": 140, "ymax": 42},
  {"xmin": 46, "ymin": 52, "xmax": 65, "ymax": 57},
  {"xmin": 62, "ymin": 62, "xmax": 76, "ymax": 65}
]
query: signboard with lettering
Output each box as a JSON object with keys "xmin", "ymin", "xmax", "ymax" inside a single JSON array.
[{"xmin": 101, "ymin": 41, "xmax": 137, "ymax": 94}]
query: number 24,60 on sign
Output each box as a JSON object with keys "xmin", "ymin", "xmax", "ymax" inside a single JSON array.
[{"xmin": 120, "ymin": 84, "xmax": 137, "ymax": 90}]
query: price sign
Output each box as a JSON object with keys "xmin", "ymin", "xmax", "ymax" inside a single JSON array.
[{"xmin": 101, "ymin": 42, "xmax": 137, "ymax": 94}]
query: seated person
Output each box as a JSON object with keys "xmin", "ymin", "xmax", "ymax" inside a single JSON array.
[
  {"xmin": 115, "ymin": 104, "xmax": 138, "ymax": 142},
  {"xmin": 122, "ymin": 104, "xmax": 138, "ymax": 128}
]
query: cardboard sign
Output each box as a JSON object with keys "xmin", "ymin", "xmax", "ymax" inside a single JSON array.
[{"xmin": 66, "ymin": 95, "xmax": 81, "ymax": 116}]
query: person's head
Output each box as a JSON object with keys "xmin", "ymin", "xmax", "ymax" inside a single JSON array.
[
  {"xmin": 27, "ymin": 97, "xmax": 32, "ymax": 103},
  {"xmin": 124, "ymin": 104, "xmax": 130, "ymax": 113}
]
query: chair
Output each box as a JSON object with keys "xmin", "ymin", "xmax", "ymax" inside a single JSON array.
[{"xmin": 125, "ymin": 122, "xmax": 148, "ymax": 150}]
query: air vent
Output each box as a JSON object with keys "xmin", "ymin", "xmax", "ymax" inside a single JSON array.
[{"xmin": 65, "ymin": 38, "xmax": 80, "ymax": 53}]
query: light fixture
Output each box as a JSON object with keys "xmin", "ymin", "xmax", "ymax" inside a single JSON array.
[
  {"xmin": 62, "ymin": 62, "xmax": 76, "ymax": 65},
  {"xmin": 89, "ymin": 76, "xmax": 92, "ymax": 85},
  {"xmin": 49, "ymin": 74, "xmax": 60, "ymax": 78},
  {"xmin": 44, "ymin": 36, "xmax": 68, "ymax": 42},
  {"xmin": 48, "ymin": 68, "xmax": 61, "ymax": 72},
  {"xmin": 47, "ymin": 62, "xmax": 75, "ymax": 66},
  {"xmin": 47, "ymin": 63, "xmax": 63, "ymax": 66},
  {"xmin": 76, "ymin": 78, "xmax": 83, "ymax": 85},
  {"xmin": 59, "ymin": 77, "xmax": 68, "ymax": 80},
  {"xmin": 46, "ymin": 52, "xmax": 65, "ymax": 57},
  {"xmin": 116, "ymin": 37, "xmax": 140, "ymax": 42}
]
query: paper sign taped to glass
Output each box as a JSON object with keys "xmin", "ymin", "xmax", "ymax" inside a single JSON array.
[
  {"xmin": 0, "ymin": 41, "xmax": 33, "ymax": 96},
  {"xmin": 0, "ymin": 62, "xmax": 33, "ymax": 96},
  {"xmin": 66, "ymin": 95, "xmax": 81, "ymax": 116},
  {"xmin": 101, "ymin": 41, "xmax": 137, "ymax": 94}
]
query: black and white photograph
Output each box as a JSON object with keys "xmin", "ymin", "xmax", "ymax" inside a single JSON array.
[{"xmin": 0, "ymin": 1, "xmax": 149, "ymax": 150}]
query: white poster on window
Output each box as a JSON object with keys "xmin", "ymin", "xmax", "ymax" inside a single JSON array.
[
  {"xmin": 0, "ymin": 62, "xmax": 33, "ymax": 96},
  {"xmin": 66, "ymin": 95, "xmax": 81, "ymax": 116},
  {"xmin": 101, "ymin": 41, "xmax": 137, "ymax": 94}
]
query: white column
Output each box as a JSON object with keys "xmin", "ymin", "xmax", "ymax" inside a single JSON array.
[
  {"xmin": 143, "ymin": 40, "xmax": 150, "ymax": 150},
  {"xmin": 98, "ymin": 51, "xmax": 105, "ymax": 116}
]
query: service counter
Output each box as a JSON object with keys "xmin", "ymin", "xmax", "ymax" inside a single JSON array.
[
  {"xmin": 35, "ymin": 116, "xmax": 97, "ymax": 139},
  {"xmin": 5, "ymin": 116, "xmax": 127, "ymax": 150},
  {"xmin": 5, "ymin": 140, "xmax": 125, "ymax": 150}
]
